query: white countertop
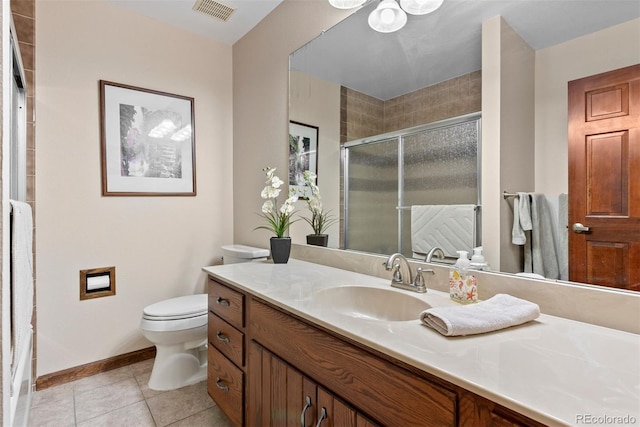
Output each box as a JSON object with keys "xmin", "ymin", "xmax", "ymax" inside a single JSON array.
[{"xmin": 203, "ymin": 260, "xmax": 640, "ymax": 427}]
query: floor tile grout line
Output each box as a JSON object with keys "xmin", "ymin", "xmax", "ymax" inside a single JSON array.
[
  {"xmin": 72, "ymin": 383, "xmax": 78, "ymax": 427},
  {"xmin": 74, "ymin": 398, "xmax": 150, "ymax": 427},
  {"xmin": 73, "ymin": 375, "xmax": 138, "ymax": 397},
  {"xmin": 143, "ymin": 397, "xmax": 160, "ymax": 427},
  {"xmin": 72, "ymin": 376, "xmax": 147, "ymax": 425},
  {"xmin": 165, "ymin": 405, "xmax": 216, "ymax": 427}
]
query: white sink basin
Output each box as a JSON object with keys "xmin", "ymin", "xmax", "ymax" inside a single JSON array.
[{"xmin": 314, "ymin": 286, "xmax": 431, "ymax": 321}]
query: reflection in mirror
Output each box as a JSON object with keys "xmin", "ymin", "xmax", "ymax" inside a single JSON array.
[
  {"xmin": 344, "ymin": 114, "xmax": 480, "ymax": 258},
  {"xmin": 288, "ymin": 1, "xmax": 640, "ymax": 291}
]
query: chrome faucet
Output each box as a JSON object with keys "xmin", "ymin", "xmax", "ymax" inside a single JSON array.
[
  {"xmin": 383, "ymin": 253, "xmax": 434, "ymax": 293},
  {"xmin": 425, "ymin": 247, "xmax": 445, "ymax": 262}
]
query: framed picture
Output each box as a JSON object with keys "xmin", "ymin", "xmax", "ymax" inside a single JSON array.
[
  {"xmin": 99, "ymin": 80, "xmax": 196, "ymax": 196},
  {"xmin": 288, "ymin": 121, "xmax": 318, "ymax": 199}
]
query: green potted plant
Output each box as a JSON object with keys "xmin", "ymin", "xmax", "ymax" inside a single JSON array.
[
  {"xmin": 302, "ymin": 171, "xmax": 337, "ymax": 247},
  {"xmin": 254, "ymin": 167, "xmax": 298, "ymax": 263}
]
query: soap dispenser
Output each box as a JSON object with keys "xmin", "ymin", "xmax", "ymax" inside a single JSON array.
[
  {"xmin": 470, "ymin": 246, "xmax": 490, "ymax": 271},
  {"xmin": 449, "ymin": 250, "xmax": 478, "ymax": 304}
]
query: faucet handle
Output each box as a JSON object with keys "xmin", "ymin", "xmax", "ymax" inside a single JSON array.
[
  {"xmin": 392, "ymin": 263, "xmax": 403, "ymax": 284},
  {"xmin": 414, "ymin": 268, "xmax": 425, "ymax": 287},
  {"xmin": 413, "ymin": 267, "xmax": 434, "ymax": 292}
]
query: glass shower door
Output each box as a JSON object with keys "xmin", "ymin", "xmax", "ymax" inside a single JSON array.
[
  {"xmin": 402, "ymin": 120, "xmax": 480, "ymax": 256},
  {"xmin": 344, "ymin": 138, "xmax": 399, "ymax": 255}
]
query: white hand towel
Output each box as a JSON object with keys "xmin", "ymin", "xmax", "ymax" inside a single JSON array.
[
  {"xmin": 420, "ymin": 294, "xmax": 540, "ymax": 336},
  {"xmin": 511, "ymin": 192, "xmax": 532, "ymax": 245}
]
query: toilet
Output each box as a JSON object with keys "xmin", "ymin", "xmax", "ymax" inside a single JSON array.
[
  {"xmin": 221, "ymin": 244, "xmax": 269, "ymax": 264},
  {"xmin": 140, "ymin": 244, "xmax": 269, "ymax": 391}
]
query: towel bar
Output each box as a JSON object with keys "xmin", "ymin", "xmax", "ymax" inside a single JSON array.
[{"xmin": 398, "ymin": 205, "xmax": 481, "ymax": 210}]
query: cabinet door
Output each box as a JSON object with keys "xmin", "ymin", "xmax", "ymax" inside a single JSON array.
[
  {"xmin": 316, "ymin": 387, "xmax": 356, "ymax": 427},
  {"xmin": 356, "ymin": 414, "xmax": 379, "ymax": 427},
  {"xmin": 248, "ymin": 341, "xmax": 318, "ymax": 427},
  {"xmin": 248, "ymin": 341, "xmax": 379, "ymax": 427}
]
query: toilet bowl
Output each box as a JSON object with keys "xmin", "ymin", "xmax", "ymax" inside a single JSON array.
[
  {"xmin": 141, "ymin": 244, "xmax": 269, "ymax": 391},
  {"xmin": 140, "ymin": 294, "xmax": 208, "ymax": 391}
]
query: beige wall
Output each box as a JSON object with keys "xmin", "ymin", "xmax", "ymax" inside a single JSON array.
[
  {"xmin": 35, "ymin": 0, "xmax": 233, "ymax": 376},
  {"xmin": 481, "ymin": 16, "xmax": 535, "ymax": 273},
  {"xmin": 534, "ymin": 18, "xmax": 640, "ymax": 195},
  {"xmin": 233, "ymin": 0, "xmax": 352, "ymax": 249}
]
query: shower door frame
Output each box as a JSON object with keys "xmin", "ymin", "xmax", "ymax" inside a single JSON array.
[{"xmin": 342, "ymin": 112, "xmax": 482, "ymax": 257}]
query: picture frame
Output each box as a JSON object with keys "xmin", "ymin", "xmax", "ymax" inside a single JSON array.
[
  {"xmin": 99, "ymin": 80, "xmax": 196, "ymax": 196},
  {"xmin": 288, "ymin": 121, "xmax": 318, "ymax": 199}
]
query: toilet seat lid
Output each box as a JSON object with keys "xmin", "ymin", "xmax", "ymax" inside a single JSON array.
[{"xmin": 143, "ymin": 294, "xmax": 208, "ymax": 320}]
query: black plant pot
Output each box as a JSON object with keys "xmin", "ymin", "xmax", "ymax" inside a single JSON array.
[
  {"xmin": 306, "ymin": 234, "xmax": 329, "ymax": 247},
  {"xmin": 270, "ymin": 237, "xmax": 291, "ymax": 264}
]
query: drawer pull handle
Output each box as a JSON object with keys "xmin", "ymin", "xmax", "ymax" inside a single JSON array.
[
  {"xmin": 215, "ymin": 377, "xmax": 229, "ymax": 392},
  {"xmin": 315, "ymin": 407, "xmax": 327, "ymax": 427},
  {"xmin": 216, "ymin": 297, "xmax": 230, "ymax": 307},
  {"xmin": 300, "ymin": 395, "xmax": 312, "ymax": 427},
  {"xmin": 216, "ymin": 331, "xmax": 230, "ymax": 343}
]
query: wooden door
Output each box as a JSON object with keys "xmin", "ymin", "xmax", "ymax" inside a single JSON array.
[{"xmin": 568, "ymin": 64, "xmax": 640, "ymax": 290}]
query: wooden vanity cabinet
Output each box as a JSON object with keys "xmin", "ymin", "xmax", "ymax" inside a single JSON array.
[{"xmin": 207, "ymin": 277, "xmax": 545, "ymax": 427}]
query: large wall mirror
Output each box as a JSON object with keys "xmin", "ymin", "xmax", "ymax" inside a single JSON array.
[{"xmin": 288, "ymin": 0, "xmax": 640, "ymax": 291}]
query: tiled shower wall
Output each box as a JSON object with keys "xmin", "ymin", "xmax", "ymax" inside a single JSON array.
[
  {"xmin": 341, "ymin": 70, "xmax": 482, "ymax": 142},
  {"xmin": 11, "ymin": 0, "xmax": 37, "ymax": 381}
]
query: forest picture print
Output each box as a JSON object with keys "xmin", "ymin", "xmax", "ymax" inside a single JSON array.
[
  {"xmin": 289, "ymin": 121, "xmax": 318, "ymax": 199},
  {"xmin": 100, "ymin": 81, "xmax": 195, "ymax": 196}
]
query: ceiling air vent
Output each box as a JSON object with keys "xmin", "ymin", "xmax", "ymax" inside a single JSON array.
[{"xmin": 192, "ymin": 0, "xmax": 235, "ymax": 22}]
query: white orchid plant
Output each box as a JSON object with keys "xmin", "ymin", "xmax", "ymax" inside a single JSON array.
[
  {"xmin": 255, "ymin": 167, "xmax": 299, "ymax": 238},
  {"xmin": 301, "ymin": 171, "xmax": 337, "ymax": 235}
]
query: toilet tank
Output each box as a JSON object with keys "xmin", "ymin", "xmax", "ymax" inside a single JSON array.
[{"xmin": 221, "ymin": 244, "xmax": 270, "ymax": 264}]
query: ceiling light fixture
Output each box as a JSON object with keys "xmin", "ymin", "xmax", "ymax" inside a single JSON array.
[
  {"xmin": 368, "ymin": 0, "xmax": 407, "ymax": 33},
  {"xmin": 399, "ymin": 0, "xmax": 443, "ymax": 15},
  {"xmin": 329, "ymin": 0, "xmax": 443, "ymax": 33},
  {"xmin": 328, "ymin": 0, "xmax": 368, "ymax": 9}
]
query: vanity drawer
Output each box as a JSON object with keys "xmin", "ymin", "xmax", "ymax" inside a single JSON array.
[
  {"xmin": 209, "ymin": 279, "xmax": 244, "ymax": 329},
  {"xmin": 208, "ymin": 346, "xmax": 243, "ymax": 427},
  {"xmin": 208, "ymin": 312, "xmax": 244, "ymax": 367}
]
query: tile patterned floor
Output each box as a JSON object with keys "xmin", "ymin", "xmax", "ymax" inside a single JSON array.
[{"xmin": 28, "ymin": 359, "xmax": 233, "ymax": 427}]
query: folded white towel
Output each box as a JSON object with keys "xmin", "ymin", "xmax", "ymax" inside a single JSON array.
[{"xmin": 420, "ymin": 294, "xmax": 540, "ymax": 336}]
